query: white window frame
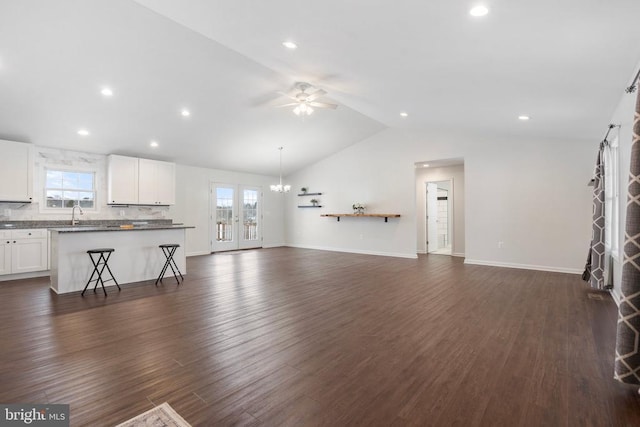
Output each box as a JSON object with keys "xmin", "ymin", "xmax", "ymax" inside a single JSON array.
[
  {"xmin": 42, "ymin": 167, "xmax": 98, "ymax": 212},
  {"xmin": 604, "ymin": 135, "xmax": 620, "ymax": 261}
]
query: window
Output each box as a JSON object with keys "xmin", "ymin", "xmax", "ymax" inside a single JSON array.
[
  {"xmin": 604, "ymin": 136, "xmax": 619, "ymax": 259},
  {"xmin": 44, "ymin": 169, "xmax": 96, "ymax": 209}
]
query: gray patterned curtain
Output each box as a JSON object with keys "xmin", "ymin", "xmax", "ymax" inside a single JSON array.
[
  {"xmin": 583, "ymin": 145, "xmax": 607, "ymax": 289},
  {"xmin": 615, "ymin": 89, "xmax": 640, "ymax": 385}
]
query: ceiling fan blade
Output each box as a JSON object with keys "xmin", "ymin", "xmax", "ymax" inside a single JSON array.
[
  {"xmin": 305, "ymin": 89, "xmax": 327, "ymax": 102},
  {"xmin": 275, "ymin": 102, "xmax": 300, "ymax": 108},
  {"xmin": 277, "ymin": 91, "xmax": 299, "ymax": 101},
  {"xmin": 309, "ymin": 101, "xmax": 338, "ymax": 109}
]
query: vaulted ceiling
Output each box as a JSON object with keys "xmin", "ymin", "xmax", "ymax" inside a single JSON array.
[{"xmin": 1, "ymin": 0, "xmax": 639, "ymax": 175}]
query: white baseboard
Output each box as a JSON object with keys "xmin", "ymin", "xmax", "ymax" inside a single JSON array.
[
  {"xmin": 286, "ymin": 244, "xmax": 418, "ymax": 259},
  {"xmin": 0, "ymin": 270, "xmax": 50, "ymax": 282},
  {"xmin": 417, "ymin": 249, "xmax": 427, "ymax": 254},
  {"xmin": 263, "ymin": 242, "xmax": 286, "ymax": 248},
  {"xmin": 464, "ymin": 259, "xmax": 582, "ymax": 275},
  {"xmin": 186, "ymin": 250, "xmax": 211, "ymax": 257},
  {"xmin": 452, "ymin": 252, "xmax": 465, "ymax": 258}
]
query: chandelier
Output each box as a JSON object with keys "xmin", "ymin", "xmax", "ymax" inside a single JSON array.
[{"xmin": 270, "ymin": 147, "xmax": 291, "ymax": 193}]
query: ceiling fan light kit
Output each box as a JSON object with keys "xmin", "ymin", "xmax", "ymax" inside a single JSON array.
[{"xmin": 277, "ymin": 82, "xmax": 338, "ymax": 116}]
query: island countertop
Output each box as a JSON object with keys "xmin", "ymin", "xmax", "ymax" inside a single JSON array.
[{"xmin": 49, "ymin": 224, "xmax": 194, "ymax": 233}]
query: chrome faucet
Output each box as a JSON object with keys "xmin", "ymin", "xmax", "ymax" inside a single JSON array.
[{"xmin": 71, "ymin": 204, "xmax": 83, "ymax": 226}]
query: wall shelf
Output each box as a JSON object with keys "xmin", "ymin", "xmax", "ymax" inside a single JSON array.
[
  {"xmin": 298, "ymin": 205, "xmax": 323, "ymax": 208},
  {"xmin": 298, "ymin": 192, "xmax": 322, "ymax": 196},
  {"xmin": 321, "ymin": 213, "xmax": 401, "ymax": 223}
]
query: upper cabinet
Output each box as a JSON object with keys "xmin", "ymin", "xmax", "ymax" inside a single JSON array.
[
  {"xmin": 0, "ymin": 140, "xmax": 32, "ymax": 203},
  {"xmin": 107, "ymin": 155, "xmax": 139, "ymax": 204},
  {"xmin": 138, "ymin": 158, "xmax": 175, "ymax": 205},
  {"xmin": 107, "ymin": 155, "xmax": 175, "ymax": 205}
]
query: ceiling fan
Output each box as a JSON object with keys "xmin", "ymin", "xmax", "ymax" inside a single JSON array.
[{"xmin": 276, "ymin": 82, "xmax": 338, "ymax": 116}]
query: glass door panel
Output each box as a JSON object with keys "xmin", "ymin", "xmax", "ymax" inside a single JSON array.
[
  {"xmin": 239, "ymin": 187, "xmax": 260, "ymax": 249},
  {"xmin": 212, "ymin": 184, "xmax": 238, "ymax": 252}
]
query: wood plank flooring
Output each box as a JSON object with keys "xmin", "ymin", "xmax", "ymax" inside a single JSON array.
[{"xmin": 0, "ymin": 247, "xmax": 638, "ymax": 426}]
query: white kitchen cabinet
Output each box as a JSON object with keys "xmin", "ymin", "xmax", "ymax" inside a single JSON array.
[
  {"xmin": 107, "ymin": 154, "xmax": 139, "ymax": 204},
  {"xmin": 0, "ymin": 231, "xmax": 11, "ymax": 275},
  {"xmin": 0, "ymin": 139, "xmax": 32, "ymax": 202},
  {"xmin": 107, "ymin": 155, "xmax": 175, "ymax": 205},
  {"xmin": 0, "ymin": 229, "xmax": 48, "ymax": 276},
  {"xmin": 138, "ymin": 158, "xmax": 175, "ymax": 205}
]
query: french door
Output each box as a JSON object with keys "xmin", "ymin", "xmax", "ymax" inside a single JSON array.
[{"xmin": 211, "ymin": 183, "xmax": 262, "ymax": 252}]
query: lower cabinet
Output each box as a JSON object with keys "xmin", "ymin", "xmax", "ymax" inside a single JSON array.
[{"xmin": 0, "ymin": 229, "xmax": 48, "ymax": 276}]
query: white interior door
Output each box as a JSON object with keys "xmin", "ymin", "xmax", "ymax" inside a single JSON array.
[
  {"xmin": 426, "ymin": 182, "xmax": 439, "ymax": 253},
  {"xmin": 211, "ymin": 183, "xmax": 262, "ymax": 252}
]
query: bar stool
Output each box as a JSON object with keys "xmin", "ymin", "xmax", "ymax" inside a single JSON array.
[
  {"xmin": 156, "ymin": 244, "xmax": 184, "ymax": 285},
  {"xmin": 82, "ymin": 248, "xmax": 120, "ymax": 296}
]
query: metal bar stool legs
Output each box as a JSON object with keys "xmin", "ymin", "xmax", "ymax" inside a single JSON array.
[
  {"xmin": 82, "ymin": 248, "xmax": 120, "ymax": 296},
  {"xmin": 156, "ymin": 244, "xmax": 184, "ymax": 285}
]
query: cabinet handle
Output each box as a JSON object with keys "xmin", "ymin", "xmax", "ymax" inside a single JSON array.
[
  {"xmin": 13, "ymin": 241, "xmax": 16, "ymax": 243},
  {"xmin": 28, "ymin": 233, "xmax": 31, "ymax": 235}
]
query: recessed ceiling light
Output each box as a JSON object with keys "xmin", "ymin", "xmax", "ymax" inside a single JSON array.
[
  {"xmin": 101, "ymin": 87, "xmax": 113, "ymax": 97},
  {"xmin": 518, "ymin": 115, "xmax": 531, "ymax": 121},
  {"xmin": 181, "ymin": 109, "xmax": 191, "ymax": 117},
  {"xmin": 423, "ymin": 164, "xmax": 430, "ymax": 168},
  {"xmin": 150, "ymin": 141, "xmax": 159, "ymax": 148},
  {"xmin": 282, "ymin": 41, "xmax": 297, "ymax": 49},
  {"xmin": 470, "ymin": 5, "xmax": 489, "ymax": 16},
  {"xmin": 400, "ymin": 112, "xmax": 408, "ymax": 117},
  {"xmin": 77, "ymin": 129, "xmax": 90, "ymax": 136}
]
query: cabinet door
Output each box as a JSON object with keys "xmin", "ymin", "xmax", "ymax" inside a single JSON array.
[
  {"xmin": 0, "ymin": 139, "xmax": 32, "ymax": 202},
  {"xmin": 138, "ymin": 159, "xmax": 175, "ymax": 205},
  {"xmin": 155, "ymin": 161, "xmax": 175, "ymax": 205},
  {"xmin": 0, "ymin": 240, "xmax": 11, "ymax": 276},
  {"xmin": 107, "ymin": 155, "xmax": 139, "ymax": 204},
  {"xmin": 11, "ymin": 239, "xmax": 48, "ymax": 274},
  {"xmin": 138, "ymin": 158, "xmax": 157, "ymax": 205}
]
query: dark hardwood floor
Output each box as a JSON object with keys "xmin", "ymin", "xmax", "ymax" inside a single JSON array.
[{"xmin": 0, "ymin": 248, "xmax": 638, "ymax": 426}]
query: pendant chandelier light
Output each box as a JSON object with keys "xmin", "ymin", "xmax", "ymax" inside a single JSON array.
[{"xmin": 270, "ymin": 146, "xmax": 291, "ymax": 193}]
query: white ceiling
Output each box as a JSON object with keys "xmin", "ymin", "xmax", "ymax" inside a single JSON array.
[{"xmin": 1, "ymin": 0, "xmax": 639, "ymax": 176}]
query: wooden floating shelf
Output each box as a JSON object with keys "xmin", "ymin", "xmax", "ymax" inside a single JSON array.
[
  {"xmin": 297, "ymin": 192, "xmax": 322, "ymax": 196},
  {"xmin": 298, "ymin": 205, "xmax": 323, "ymax": 208},
  {"xmin": 321, "ymin": 213, "xmax": 401, "ymax": 223}
]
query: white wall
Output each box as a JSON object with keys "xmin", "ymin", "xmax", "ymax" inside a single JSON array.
[
  {"xmin": 415, "ymin": 165, "xmax": 465, "ymax": 256},
  {"xmin": 285, "ymin": 128, "xmax": 593, "ymax": 272},
  {"xmin": 172, "ymin": 164, "xmax": 285, "ymax": 256}
]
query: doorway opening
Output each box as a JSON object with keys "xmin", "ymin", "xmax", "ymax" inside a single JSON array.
[
  {"xmin": 426, "ymin": 180, "xmax": 452, "ymax": 255},
  {"xmin": 414, "ymin": 159, "xmax": 465, "ymax": 258}
]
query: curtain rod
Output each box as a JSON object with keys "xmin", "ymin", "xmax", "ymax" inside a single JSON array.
[
  {"xmin": 625, "ymin": 68, "xmax": 640, "ymax": 93},
  {"xmin": 602, "ymin": 123, "xmax": 620, "ymax": 146},
  {"xmin": 603, "ymin": 123, "xmax": 616, "ymax": 141}
]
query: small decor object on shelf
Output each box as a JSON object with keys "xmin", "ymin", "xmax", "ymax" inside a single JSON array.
[
  {"xmin": 352, "ymin": 203, "xmax": 365, "ymax": 214},
  {"xmin": 301, "ymin": 187, "xmax": 308, "ymax": 194},
  {"xmin": 310, "ymin": 199, "xmax": 319, "ymax": 206}
]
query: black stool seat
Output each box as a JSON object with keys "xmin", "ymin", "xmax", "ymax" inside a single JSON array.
[
  {"xmin": 82, "ymin": 248, "xmax": 120, "ymax": 296},
  {"xmin": 156, "ymin": 244, "xmax": 184, "ymax": 285}
]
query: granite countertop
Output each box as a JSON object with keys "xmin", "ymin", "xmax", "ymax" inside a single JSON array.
[
  {"xmin": 49, "ymin": 224, "xmax": 194, "ymax": 233},
  {"xmin": 0, "ymin": 220, "xmax": 192, "ymax": 231}
]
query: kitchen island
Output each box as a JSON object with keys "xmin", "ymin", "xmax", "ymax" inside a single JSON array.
[{"xmin": 49, "ymin": 224, "xmax": 194, "ymax": 294}]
